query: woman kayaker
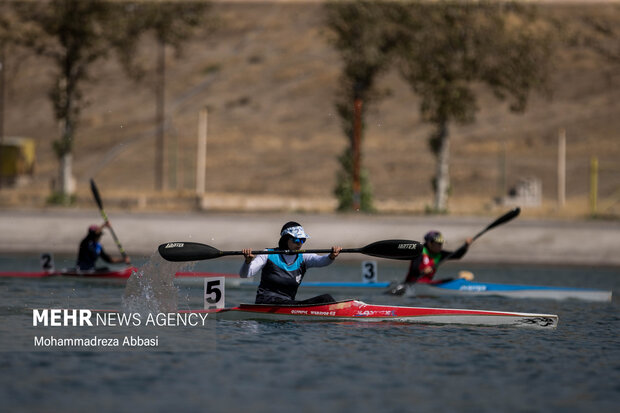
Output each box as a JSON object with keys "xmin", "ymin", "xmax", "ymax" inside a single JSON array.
[
  {"xmin": 402, "ymin": 230, "xmax": 472, "ymax": 284},
  {"xmin": 240, "ymin": 221, "xmax": 342, "ymax": 304},
  {"xmin": 76, "ymin": 223, "xmax": 130, "ymax": 271}
]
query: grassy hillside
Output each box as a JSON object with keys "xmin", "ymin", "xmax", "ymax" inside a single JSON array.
[{"xmin": 1, "ymin": 1, "xmax": 619, "ymax": 218}]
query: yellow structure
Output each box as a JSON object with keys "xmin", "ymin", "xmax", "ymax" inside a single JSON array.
[{"xmin": 0, "ymin": 137, "xmax": 36, "ymax": 185}]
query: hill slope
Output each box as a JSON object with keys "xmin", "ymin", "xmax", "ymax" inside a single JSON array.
[{"xmin": 1, "ymin": 2, "xmax": 619, "ymax": 217}]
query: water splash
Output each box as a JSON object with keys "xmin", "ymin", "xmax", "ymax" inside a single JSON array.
[{"xmin": 122, "ymin": 254, "xmax": 194, "ymax": 314}]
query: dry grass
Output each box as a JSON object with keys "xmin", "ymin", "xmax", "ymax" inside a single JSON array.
[{"xmin": 1, "ymin": 2, "xmax": 619, "ymax": 219}]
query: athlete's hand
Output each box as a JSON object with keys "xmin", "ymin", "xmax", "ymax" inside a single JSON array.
[
  {"xmin": 329, "ymin": 246, "xmax": 342, "ymax": 260},
  {"xmin": 242, "ymin": 248, "xmax": 255, "ymax": 264}
]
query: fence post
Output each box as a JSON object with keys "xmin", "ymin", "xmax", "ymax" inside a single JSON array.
[
  {"xmin": 557, "ymin": 129, "xmax": 566, "ymax": 208},
  {"xmin": 590, "ymin": 156, "xmax": 598, "ymax": 216},
  {"xmin": 196, "ymin": 108, "xmax": 208, "ymax": 197}
]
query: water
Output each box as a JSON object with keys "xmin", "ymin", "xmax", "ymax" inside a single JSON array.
[{"xmin": 1, "ymin": 254, "xmax": 619, "ymax": 413}]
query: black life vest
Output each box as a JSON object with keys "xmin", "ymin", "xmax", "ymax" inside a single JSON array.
[{"xmin": 255, "ymin": 249, "xmax": 307, "ymax": 303}]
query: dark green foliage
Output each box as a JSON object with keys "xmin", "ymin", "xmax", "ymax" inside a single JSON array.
[
  {"xmin": 15, "ymin": 0, "xmax": 113, "ymax": 158},
  {"xmin": 394, "ymin": 1, "xmax": 556, "ymax": 212},
  {"xmin": 325, "ymin": 0, "xmax": 407, "ymax": 212},
  {"xmin": 111, "ymin": 1, "xmax": 212, "ymax": 82}
]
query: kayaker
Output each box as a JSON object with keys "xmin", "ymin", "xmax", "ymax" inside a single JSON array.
[
  {"xmin": 240, "ymin": 221, "xmax": 342, "ymax": 304},
  {"xmin": 402, "ymin": 230, "xmax": 472, "ymax": 285},
  {"xmin": 76, "ymin": 223, "xmax": 130, "ymax": 271}
]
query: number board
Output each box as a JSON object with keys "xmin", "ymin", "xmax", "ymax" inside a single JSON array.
[
  {"xmin": 361, "ymin": 261, "xmax": 378, "ymax": 283},
  {"xmin": 204, "ymin": 277, "xmax": 225, "ymax": 309},
  {"xmin": 41, "ymin": 253, "xmax": 55, "ymax": 271}
]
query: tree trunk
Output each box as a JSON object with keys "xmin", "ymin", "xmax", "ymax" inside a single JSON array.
[
  {"xmin": 352, "ymin": 98, "xmax": 362, "ymax": 210},
  {"xmin": 434, "ymin": 121, "xmax": 450, "ymax": 212},
  {"xmin": 58, "ymin": 152, "xmax": 75, "ymax": 198},
  {"xmin": 155, "ymin": 38, "xmax": 166, "ymax": 191}
]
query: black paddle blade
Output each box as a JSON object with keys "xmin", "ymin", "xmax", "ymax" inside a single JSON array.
[
  {"xmin": 359, "ymin": 239, "xmax": 422, "ymax": 260},
  {"xmin": 487, "ymin": 207, "xmax": 520, "ymax": 230},
  {"xmin": 158, "ymin": 242, "xmax": 222, "ymax": 262},
  {"xmin": 474, "ymin": 207, "xmax": 521, "ymax": 241},
  {"xmin": 90, "ymin": 179, "xmax": 104, "ymax": 210}
]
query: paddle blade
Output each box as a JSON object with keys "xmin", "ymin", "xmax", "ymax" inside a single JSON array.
[
  {"xmin": 90, "ymin": 179, "xmax": 104, "ymax": 210},
  {"xmin": 158, "ymin": 242, "xmax": 222, "ymax": 262},
  {"xmin": 474, "ymin": 207, "xmax": 521, "ymax": 240},
  {"xmin": 359, "ymin": 239, "xmax": 422, "ymax": 260}
]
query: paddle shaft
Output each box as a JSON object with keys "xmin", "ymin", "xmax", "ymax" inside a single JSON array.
[
  {"xmin": 222, "ymin": 248, "xmax": 356, "ymax": 257},
  {"xmin": 90, "ymin": 179, "xmax": 128, "ymax": 260}
]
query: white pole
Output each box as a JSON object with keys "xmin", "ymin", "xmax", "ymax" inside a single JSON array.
[
  {"xmin": 196, "ymin": 108, "xmax": 207, "ymax": 196},
  {"xmin": 558, "ymin": 128, "xmax": 566, "ymax": 208}
]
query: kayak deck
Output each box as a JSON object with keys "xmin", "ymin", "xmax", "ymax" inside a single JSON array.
[
  {"xmin": 192, "ymin": 299, "xmax": 558, "ymax": 328},
  {"xmin": 408, "ymin": 278, "xmax": 612, "ymax": 302}
]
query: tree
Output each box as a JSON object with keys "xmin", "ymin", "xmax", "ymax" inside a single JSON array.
[
  {"xmin": 397, "ymin": 1, "xmax": 556, "ymax": 212},
  {"xmin": 112, "ymin": 1, "xmax": 211, "ymax": 191},
  {"xmin": 0, "ymin": 3, "xmax": 17, "ymax": 177},
  {"xmin": 14, "ymin": 0, "xmax": 118, "ymax": 203},
  {"xmin": 324, "ymin": 0, "xmax": 406, "ymax": 211},
  {"xmin": 576, "ymin": 9, "xmax": 620, "ymax": 65}
]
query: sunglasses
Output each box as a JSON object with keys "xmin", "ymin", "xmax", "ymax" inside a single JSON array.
[{"xmin": 291, "ymin": 238, "xmax": 306, "ymax": 245}]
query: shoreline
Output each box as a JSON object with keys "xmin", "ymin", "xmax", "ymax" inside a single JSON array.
[{"xmin": 1, "ymin": 208, "xmax": 619, "ymax": 266}]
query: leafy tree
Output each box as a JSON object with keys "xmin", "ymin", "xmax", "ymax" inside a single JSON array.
[
  {"xmin": 0, "ymin": 2, "xmax": 18, "ymax": 163},
  {"xmin": 325, "ymin": 0, "xmax": 406, "ymax": 211},
  {"xmin": 397, "ymin": 1, "xmax": 556, "ymax": 212},
  {"xmin": 14, "ymin": 0, "xmax": 114, "ymax": 204},
  {"xmin": 571, "ymin": 7, "xmax": 620, "ymax": 64},
  {"xmin": 111, "ymin": 1, "xmax": 212, "ymax": 191}
]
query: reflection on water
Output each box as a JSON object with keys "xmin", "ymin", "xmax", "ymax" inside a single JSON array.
[{"xmin": 1, "ymin": 254, "xmax": 619, "ymax": 412}]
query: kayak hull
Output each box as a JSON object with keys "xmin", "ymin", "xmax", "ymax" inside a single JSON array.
[
  {"xmin": 194, "ymin": 299, "xmax": 558, "ymax": 328},
  {"xmin": 0, "ymin": 269, "xmax": 234, "ymax": 280},
  {"xmin": 0, "ymin": 267, "xmax": 137, "ymax": 279},
  {"xmin": 407, "ymin": 278, "xmax": 612, "ymax": 302}
]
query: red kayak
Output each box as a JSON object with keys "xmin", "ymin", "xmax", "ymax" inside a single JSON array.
[
  {"xmin": 0, "ymin": 267, "xmax": 137, "ymax": 279},
  {"xmin": 0, "ymin": 268, "xmax": 236, "ymax": 280},
  {"xmin": 187, "ymin": 299, "xmax": 558, "ymax": 328}
]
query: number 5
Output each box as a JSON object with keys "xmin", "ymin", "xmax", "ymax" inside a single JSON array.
[{"xmin": 204, "ymin": 277, "xmax": 225, "ymax": 309}]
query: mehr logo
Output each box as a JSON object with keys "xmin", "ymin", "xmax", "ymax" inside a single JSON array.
[
  {"xmin": 33, "ymin": 309, "xmax": 94, "ymax": 326},
  {"xmin": 165, "ymin": 243, "xmax": 184, "ymax": 248}
]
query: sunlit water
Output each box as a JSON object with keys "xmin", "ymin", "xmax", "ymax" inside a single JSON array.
[{"xmin": 1, "ymin": 253, "xmax": 618, "ymax": 413}]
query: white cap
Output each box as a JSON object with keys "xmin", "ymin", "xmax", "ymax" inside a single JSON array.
[{"xmin": 280, "ymin": 225, "xmax": 310, "ymax": 239}]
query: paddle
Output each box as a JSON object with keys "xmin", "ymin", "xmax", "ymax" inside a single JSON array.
[
  {"xmin": 435, "ymin": 207, "xmax": 521, "ymax": 264},
  {"xmin": 158, "ymin": 239, "xmax": 422, "ymax": 262},
  {"xmin": 90, "ymin": 179, "xmax": 129, "ymax": 261},
  {"xmin": 471, "ymin": 207, "xmax": 521, "ymax": 242},
  {"xmin": 386, "ymin": 207, "xmax": 521, "ymax": 296}
]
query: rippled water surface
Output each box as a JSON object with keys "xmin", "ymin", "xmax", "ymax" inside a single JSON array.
[{"xmin": 1, "ymin": 254, "xmax": 619, "ymax": 413}]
